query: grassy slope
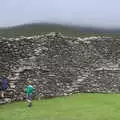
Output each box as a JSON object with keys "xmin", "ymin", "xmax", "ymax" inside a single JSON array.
[
  {"xmin": 0, "ymin": 23, "xmax": 80, "ymax": 37},
  {"xmin": 0, "ymin": 23, "xmax": 120, "ymax": 38},
  {"xmin": 0, "ymin": 93, "xmax": 120, "ymax": 120}
]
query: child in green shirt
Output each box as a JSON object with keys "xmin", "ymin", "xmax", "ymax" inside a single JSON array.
[{"xmin": 24, "ymin": 81, "xmax": 35, "ymax": 107}]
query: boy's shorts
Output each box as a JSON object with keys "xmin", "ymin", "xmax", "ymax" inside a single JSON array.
[{"xmin": 27, "ymin": 94, "xmax": 32, "ymax": 100}]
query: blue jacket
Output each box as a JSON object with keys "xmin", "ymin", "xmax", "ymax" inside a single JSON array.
[{"xmin": 2, "ymin": 78, "xmax": 9, "ymax": 89}]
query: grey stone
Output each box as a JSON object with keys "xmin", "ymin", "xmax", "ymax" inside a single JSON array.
[{"xmin": 0, "ymin": 33, "xmax": 120, "ymax": 104}]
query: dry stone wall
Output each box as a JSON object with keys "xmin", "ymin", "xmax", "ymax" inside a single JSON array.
[{"xmin": 0, "ymin": 32, "xmax": 120, "ymax": 104}]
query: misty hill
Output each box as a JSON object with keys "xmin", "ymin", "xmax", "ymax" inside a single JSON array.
[{"xmin": 0, "ymin": 23, "xmax": 120, "ymax": 38}]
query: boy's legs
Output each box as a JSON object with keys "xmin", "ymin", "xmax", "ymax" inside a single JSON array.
[
  {"xmin": 1, "ymin": 88, "xmax": 5, "ymax": 99},
  {"xmin": 1, "ymin": 91, "xmax": 4, "ymax": 98},
  {"xmin": 27, "ymin": 94, "xmax": 32, "ymax": 107}
]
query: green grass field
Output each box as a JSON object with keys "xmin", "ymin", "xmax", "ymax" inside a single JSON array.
[{"xmin": 0, "ymin": 93, "xmax": 120, "ymax": 120}]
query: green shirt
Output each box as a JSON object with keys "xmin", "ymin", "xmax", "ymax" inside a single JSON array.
[{"xmin": 25, "ymin": 85, "xmax": 35, "ymax": 95}]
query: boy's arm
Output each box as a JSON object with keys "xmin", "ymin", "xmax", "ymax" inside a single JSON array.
[
  {"xmin": 24, "ymin": 87, "xmax": 27, "ymax": 93},
  {"xmin": 8, "ymin": 80, "xmax": 10, "ymax": 88},
  {"xmin": 33, "ymin": 87, "xmax": 36, "ymax": 93}
]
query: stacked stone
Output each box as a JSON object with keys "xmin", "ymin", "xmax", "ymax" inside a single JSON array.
[{"xmin": 0, "ymin": 32, "xmax": 120, "ymax": 104}]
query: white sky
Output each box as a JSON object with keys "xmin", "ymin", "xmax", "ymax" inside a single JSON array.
[{"xmin": 0, "ymin": 0, "xmax": 120, "ymax": 28}]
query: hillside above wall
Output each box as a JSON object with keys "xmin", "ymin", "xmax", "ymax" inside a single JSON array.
[{"xmin": 0, "ymin": 23, "xmax": 120, "ymax": 37}]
